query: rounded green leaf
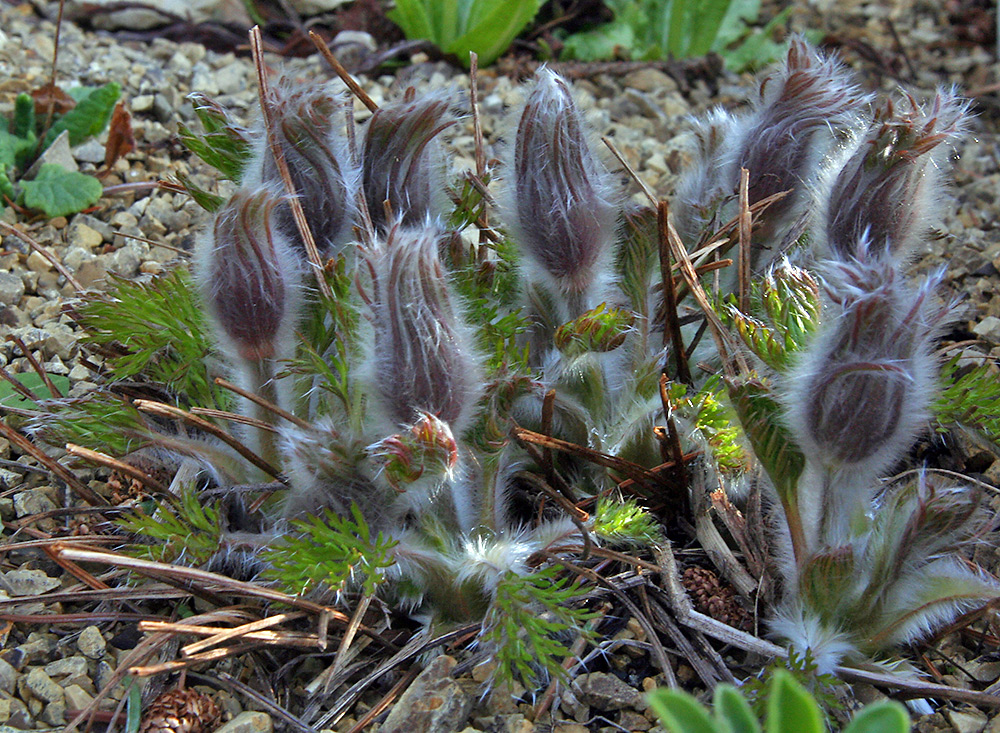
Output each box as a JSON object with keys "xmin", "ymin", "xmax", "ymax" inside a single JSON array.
[
  {"xmin": 764, "ymin": 670, "xmax": 824, "ymax": 733},
  {"xmin": 842, "ymin": 701, "xmax": 910, "ymax": 733},
  {"xmin": 648, "ymin": 689, "xmax": 726, "ymax": 733},
  {"xmin": 713, "ymin": 685, "xmax": 761, "ymax": 733},
  {"xmin": 21, "ymin": 164, "xmax": 102, "ymax": 217}
]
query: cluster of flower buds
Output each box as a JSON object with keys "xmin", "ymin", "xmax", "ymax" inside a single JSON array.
[
  {"xmin": 245, "ymin": 84, "xmax": 358, "ymax": 257},
  {"xmin": 361, "ymin": 222, "xmax": 483, "ymax": 435},
  {"xmin": 816, "ymin": 88, "xmax": 970, "ymax": 260},
  {"xmin": 362, "ymin": 90, "xmax": 455, "ymax": 231},
  {"xmin": 503, "ymin": 67, "xmax": 619, "ymax": 309},
  {"xmin": 196, "ymin": 185, "xmax": 303, "ymax": 364},
  {"xmin": 675, "ymin": 38, "xmax": 866, "ymax": 264}
]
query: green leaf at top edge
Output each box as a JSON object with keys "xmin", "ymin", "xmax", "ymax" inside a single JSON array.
[
  {"xmin": 446, "ymin": 0, "xmax": 544, "ymax": 67},
  {"xmin": 648, "ymin": 689, "xmax": 723, "ymax": 733},
  {"xmin": 841, "ymin": 701, "xmax": 909, "ymax": 733},
  {"xmin": 764, "ymin": 670, "xmax": 824, "ymax": 733},
  {"xmin": 713, "ymin": 685, "xmax": 761, "ymax": 733}
]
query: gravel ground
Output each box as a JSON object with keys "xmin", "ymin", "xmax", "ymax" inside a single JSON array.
[{"xmin": 1, "ymin": 1, "xmax": 999, "ymax": 731}]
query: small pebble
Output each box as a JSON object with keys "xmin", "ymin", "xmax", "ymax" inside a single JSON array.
[{"xmin": 76, "ymin": 627, "xmax": 106, "ymax": 660}]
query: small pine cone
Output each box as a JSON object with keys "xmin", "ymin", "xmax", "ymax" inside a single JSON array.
[
  {"xmin": 681, "ymin": 566, "xmax": 753, "ymax": 632},
  {"xmin": 139, "ymin": 689, "xmax": 221, "ymax": 733}
]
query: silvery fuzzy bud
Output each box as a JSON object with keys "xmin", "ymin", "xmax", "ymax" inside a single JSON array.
[
  {"xmin": 361, "ymin": 90, "xmax": 455, "ymax": 230},
  {"xmin": 504, "ymin": 67, "xmax": 619, "ymax": 302},
  {"xmin": 817, "ymin": 88, "xmax": 970, "ymax": 260},
  {"xmin": 675, "ymin": 38, "xmax": 866, "ymax": 259},
  {"xmin": 245, "ymin": 84, "xmax": 358, "ymax": 257},
  {"xmin": 782, "ymin": 241, "xmax": 950, "ymax": 479},
  {"xmin": 362, "ymin": 222, "xmax": 483, "ymax": 434},
  {"xmin": 196, "ymin": 185, "xmax": 304, "ymax": 363}
]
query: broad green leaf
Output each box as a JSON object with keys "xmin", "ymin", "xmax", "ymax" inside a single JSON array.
[
  {"xmin": 447, "ymin": 0, "xmax": 543, "ymax": 66},
  {"xmin": 842, "ymin": 702, "xmax": 909, "ymax": 733},
  {"xmin": 648, "ymin": 689, "xmax": 725, "ymax": 733},
  {"xmin": 21, "ymin": 163, "xmax": 103, "ymax": 217},
  {"xmin": 44, "ymin": 82, "xmax": 120, "ymax": 148},
  {"xmin": 0, "ymin": 372, "xmax": 71, "ymax": 408},
  {"xmin": 718, "ymin": 7, "xmax": 795, "ymax": 72},
  {"xmin": 13, "ymin": 93, "xmax": 36, "ymax": 139},
  {"xmin": 713, "ymin": 685, "xmax": 761, "ymax": 733},
  {"xmin": 713, "ymin": 0, "xmax": 760, "ymax": 49},
  {"xmin": 560, "ymin": 20, "xmax": 636, "ymax": 61},
  {"xmin": 387, "ymin": 0, "xmax": 436, "ymax": 43},
  {"xmin": 764, "ymin": 670, "xmax": 823, "ymax": 733}
]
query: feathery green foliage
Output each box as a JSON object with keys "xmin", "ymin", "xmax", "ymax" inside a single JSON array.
[
  {"xmin": 264, "ymin": 504, "xmax": 399, "ymax": 595},
  {"xmin": 482, "ymin": 566, "xmax": 596, "ymax": 686},
  {"xmin": 72, "ymin": 268, "xmax": 226, "ymax": 410},
  {"xmin": 667, "ymin": 377, "xmax": 748, "ymax": 473},
  {"xmin": 593, "ymin": 496, "xmax": 661, "ymax": 545},
  {"xmin": 935, "ymin": 356, "xmax": 1000, "ymax": 445},
  {"xmin": 118, "ymin": 488, "xmax": 224, "ymax": 566}
]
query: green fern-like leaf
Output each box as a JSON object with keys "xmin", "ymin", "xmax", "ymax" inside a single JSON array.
[
  {"xmin": 482, "ymin": 566, "xmax": 596, "ymax": 687},
  {"xmin": 668, "ymin": 377, "xmax": 748, "ymax": 473},
  {"xmin": 593, "ymin": 497, "xmax": 660, "ymax": 545},
  {"xmin": 935, "ymin": 356, "xmax": 1000, "ymax": 445},
  {"xmin": 264, "ymin": 504, "xmax": 398, "ymax": 595},
  {"xmin": 118, "ymin": 488, "xmax": 223, "ymax": 565},
  {"xmin": 177, "ymin": 92, "xmax": 253, "ymax": 181},
  {"xmin": 73, "ymin": 268, "xmax": 226, "ymax": 410}
]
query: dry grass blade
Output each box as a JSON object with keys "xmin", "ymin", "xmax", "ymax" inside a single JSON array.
[
  {"xmin": 658, "ymin": 202, "xmax": 692, "ymax": 385},
  {"xmin": 662, "ymin": 205, "xmax": 747, "ymax": 374},
  {"xmin": 189, "ymin": 406, "xmax": 279, "ymax": 431},
  {"xmin": 8, "ymin": 334, "xmax": 62, "ymax": 397},
  {"xmin": 215, "ymin": 376, "xmax": 312, "ymax": 429},
  {"xmin": 737, "ymin": 167, "xmax": 752, "ymax": 313},
  {"xmin": 180, "ymin": 611, "xmax": 308, "ymax": 655},
  {"xmin": 0, "ymin": 421, "xmax": 108, "ymax": 506},
  {"xmin": 218, "ymin": 671, "xmax": 317, "ymax": 733},
  {"xmin": 134, "ymin": 619, "xmax": 318, "ymax": 652},
  {"xmin": 249, "ymin": 25, "xmax": 332, "ymax": 300},
  {"xmin": 346, "ymin": 664, "xmax": 422, "ymax": 733},
  {"xmin": 549, "ymin": 554, "xmax": 678, "ymax": 687},
  {"xmin": 309, "ymin": 29, "xmax": 378, "ymax": 113},
  {"xmin": 133, "ymin": 399, "xmax": 284, "ymax": 480},
  {"xmin": 0, "ymin": 220, "xmax": 83, "ymax": 292},
  {"xmin": 329, "ymin": 592, "xmax": 374, "ymax": 682},
  {"xmin": 602, "ymin": 136, "xmax": 657, "ymax": 205},
  {"xmin": 513, "ymin": 427, "xmax": 660, "ymax": 488},
  {"xmin": 65, "ymin": 443, "xmax": 173, "ymax": 497}
]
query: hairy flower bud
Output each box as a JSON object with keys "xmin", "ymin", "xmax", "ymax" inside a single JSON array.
[
  {"xmin": 246, "ymin": 84, "xmax": 358, "ymax": 256},
  {"xmin": 361, "ymin": 90, "xmax": 455, "ymax": 230},
  {"xmin": 818, "ymin": 88, "xmax": 970, "ymax": 260},
  {"xmin": 675, "ymin": 38, "xmax": 866, "ymax": 263},
  {"xmin": 197, "ymin": 185, "xmax": 303, "ymax": 362},
  {"xmin": 362, "ymin": 222, "xmax": 483, "ymax": 433},
  {"xmin": 783, "ymin": 242, "xmax": 950, "ymax": 478},
  {"xmin": 368, "ymin": 412, "xmax": 459, "ymax": 491},
  {"xmin": 504, "ymin": 67, "xmax": 618, "ymax": 301}
]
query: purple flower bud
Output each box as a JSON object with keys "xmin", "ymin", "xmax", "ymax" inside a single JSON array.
[
  {"xmin": 676, "ymin": 39, "xmax": 866, "ymax": 259},
  {"xmin": 783, "ymin": 241, "xmax": 950, "ymax": 475},
  {"xmin": 504, "ymin": 67, "xmax": 618, "ymax": 299},
  {"xmin": 197, "ymin": 185, "xmax": 303, "ymax": 362},
  {"xmin": 247, "ymin": 84, "xmax": 358, "ymax": 257},
  {"xmin": 818, "ymin": 88, "xmax": 970, "ymax": 259},
  {"xmin": 361, "ymin": 90, "xmax": 455, "ymax": 230},
  {"xmin": 362, "ymin": 222, "xmax": 483, "ymax": 432}
]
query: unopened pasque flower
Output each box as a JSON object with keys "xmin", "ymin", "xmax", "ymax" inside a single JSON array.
[
  {"xmin": 362, "ymin": 90, "xmax": 455, "ymax": 230},
  {"xmin": 504, "ymin": 67, "xmax": 618, "ymax": 305},
  {"xmin": 196, "ymin": 185, "xmax": 303, "ymax": 363},
  {"xmin": 816, "ymin": 88, "xmax": 970, "ymax": 260},
  {"xmin": 361, "ymin": 221, "xmax": 483, "ymax": 435},
  {"xmin": 245, "ymin": 83, "xmax": 358, "ymax": 256},
  {"xmin": 675, "ymin": 38, "xmax": 865, "ymax": 264}
]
